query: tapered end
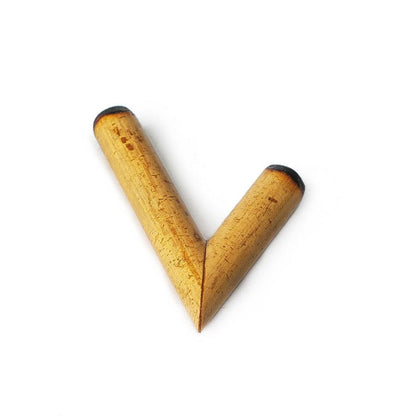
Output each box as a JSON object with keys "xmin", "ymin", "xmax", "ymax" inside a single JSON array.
[
  {"xmin": 267, "ymin": 165, "xmax": 305, "ymax": 194},
  {"xmin": 93, "ymin": 106, "xmax": 132, "ymax": 129}
]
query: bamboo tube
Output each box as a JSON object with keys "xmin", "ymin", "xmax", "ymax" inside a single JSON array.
[
  {"xmin": 93, "ymin": 107, "xmax": 205, "ymax": 327},
  {"xmin": 94, "ymin": 106, "xmax": 304, "ymax": 331},
  {"xmin": 199, "ymin": 166, "xmax": 304, "ymax": 330}
]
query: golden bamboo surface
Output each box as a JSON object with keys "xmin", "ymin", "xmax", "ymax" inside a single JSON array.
[
  {"xmin": 94, "ymin": 107, "xmax": 205, "ymax": 327},
  {"xmin": 94, "ymin": 107, "xmax": 304, "ymax": 331},
  {"xmin": 200, "ymin": 166, "xmax": 304, "ymax": 329}
]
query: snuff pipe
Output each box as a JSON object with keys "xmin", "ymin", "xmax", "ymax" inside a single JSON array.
[{"xmin": 94, "ymin": 106, "xmax": 304, "ymax": 330}]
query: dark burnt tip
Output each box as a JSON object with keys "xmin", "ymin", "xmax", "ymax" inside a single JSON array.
[
  {"xmin": 93, "ymin": 106, "xmax": 132, "ymax": 128},
  {"xmin": 267, "ymin": 165, "xmax": 305, "ymax": 194}
]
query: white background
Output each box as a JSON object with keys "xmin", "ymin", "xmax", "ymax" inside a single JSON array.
[{"xmin": 1, "ymin": 1, "xmax": 415, "ymax": 415}]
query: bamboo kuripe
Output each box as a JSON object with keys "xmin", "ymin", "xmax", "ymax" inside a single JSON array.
[{"xmin": 93, "ymin": 106, "xmax": 305, "ymax": 331}]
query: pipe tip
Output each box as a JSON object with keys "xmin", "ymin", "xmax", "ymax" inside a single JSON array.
[
  {"xmin": 93, "ymin": 106, "xmax": 132, "ymax": 128},
  {"xmin": 267, "ymin": 165, "xmax": 305, "ymax": 194}
]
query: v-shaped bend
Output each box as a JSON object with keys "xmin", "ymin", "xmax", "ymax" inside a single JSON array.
[{"xmin": 94, "ymin": 107, "xmax": 304, "ymax": 331}]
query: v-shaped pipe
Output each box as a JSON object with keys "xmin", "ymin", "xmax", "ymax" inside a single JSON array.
[{"xmin": 94, "ymin": 107, "xmax": 304, "ymax": 330}]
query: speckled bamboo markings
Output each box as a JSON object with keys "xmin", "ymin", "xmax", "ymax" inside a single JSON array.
[{"xmin": 94, "ymin": 107, "xmax": 304, "ymax": 330}]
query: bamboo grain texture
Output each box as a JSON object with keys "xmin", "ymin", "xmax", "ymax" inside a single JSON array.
[{"xmin": 94, "ymin": 107, "xmax": 304, "ymax": 330}]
